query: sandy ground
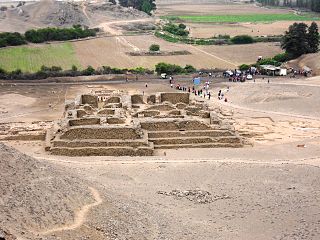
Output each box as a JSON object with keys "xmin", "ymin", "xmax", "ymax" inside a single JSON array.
[
  {"xmin": 155, "ymin": 1, "xmax": 291, "ymax": 16},
  {"xmin": 1, "ymin": 76, "xmax": 320, "ymax": 239},
  {"xmin": 1, "ymin": 1, "xmax": 320, "ymax": 239},
  {"xmin": 287, "ymin": 52, "xmax": 320, "ymax": 75},
  {"xmin": 188, "ymin": 21, "xmax": 320, "ymax": 38},
  {"xmin": 72, "ymin": 36, "xmax": 281, "ymax": 69}
]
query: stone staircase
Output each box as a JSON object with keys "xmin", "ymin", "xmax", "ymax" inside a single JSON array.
[
  {"xmin": 140, "ymin": 119, "xmax": 243, "ymax": 149},
  {"xmin": 49, "ymin": 125, "xmax": 154, "ymax": 156}
]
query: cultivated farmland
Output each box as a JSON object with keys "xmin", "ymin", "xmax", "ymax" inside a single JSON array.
[
  {"xmin": 0, "ymin": 43, "xmax": 81, "ymax": 72},
  {"xmin": 72, "ymin": 36, "xmax": 282, "ymax": 69},
  {"xmin": 172, "ymin": 13, "xmax": 320, "ymax": 23}
]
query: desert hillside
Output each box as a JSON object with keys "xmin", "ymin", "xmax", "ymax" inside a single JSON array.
[{"xmin": 0, "ymin": 143, "xmax": 95, "ymax": 239}]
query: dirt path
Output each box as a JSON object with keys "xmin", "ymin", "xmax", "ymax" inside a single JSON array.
[
  {"xmin": 96, "ymin": 18, "xmax": 153, "ymax": 51},
  {"xmin": 216, "ymin": 99, "xmax": 320, "ymax": 121},
  {"xmin": 37, "ymin": 186, "xmax": 103, "ymax": 235},
  {"xmin": 97, "ymin": 18, "xmax": 152, "ymax": 36},
  {"xmin": 81, "ymin": 2, "xmax": 92, "ymax": 25},
  {"xmin": 189, "ymin": 45, "xmax": 238, "ymax": 68},
  {"xmin": 36, "ymin": 154, "xmax": 320, "ymax": 168}
]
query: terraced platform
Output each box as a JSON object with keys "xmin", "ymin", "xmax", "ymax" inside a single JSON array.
[{"xmin": 47, "ymin": 92, "xmax": 245, "ymax": 156}]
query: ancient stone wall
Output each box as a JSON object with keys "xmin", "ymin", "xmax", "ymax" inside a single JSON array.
[
  {"xmin": 160, "ymin": 93, "xmax": 189, "ymax": 104},
  {"xmin": 131, "ymin": 94, "xmax": 144, "ymax": 104},
  {"xmin": 81, "ymin": 94, "xmax": 98, "ymax": 108},
  {"xmin": 60, "ymin": 126, "xmax": 141, "ymax": 140},
  {"xmin": 69, "ymin": 118, "xmax": 101, "ymax": 126}
]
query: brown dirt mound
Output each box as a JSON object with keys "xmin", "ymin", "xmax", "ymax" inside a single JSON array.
[
  {"xmin": 0, "ymin": 0, "xmax": 149, "ymax": 32},
  {"xmin": 287, "ymin": 53, "xmax": 320, "ymax": 76},
  {"xmin": 0, "ymin": 143, "xmax": 94, "ymax": 239}
]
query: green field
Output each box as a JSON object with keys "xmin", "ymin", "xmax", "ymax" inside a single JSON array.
[
  {"xmin": 0, "ymin": 42, "xmax": 81, "ymax": 72},
  {"xmin": 168, "ymin": 13, "xmax": 320, "ymax": 23}
]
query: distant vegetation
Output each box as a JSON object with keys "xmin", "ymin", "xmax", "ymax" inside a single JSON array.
[
  {"xmin": 118, "ymin": 0, "xmax": 156, "ymax": 15},
  {"xmin": 0, "ymin": 43, "xmax": 81, "ymax": 73},
  {"xmin": 230, "ymin": 35, "xmax": 255, "ymax": 44},
  {"xmin": 0, "ymin": 32, "xmax": 26, "ymax": 48},
  {"xmin": 155, "ymin": 31, "xmax": 281, "ymax": 45},
  {"xmin": 166, "ymin": 13, "xmax": 320, "ymax": 23},
  {"xmin": 163, "ymin": 23, "xmax": 189, "ymax": 36},
  {"xmin": 239, "ymin": 22, "xmax": 320, "ymax": 69},
  {"xmin": 256, "ymin": 0, "xmax": 320, "ymax": 13},
  {"xmin": 25, "ymin": 25, "xmax": 97, "ymax": 43},
  {"xmin": 155, "ymin": 62, "xmax": 196, "ymax": 75},
  {"xmin": 0, "ymin": 62, "xmax": 197, "ymax": 80},
  {"xmin": 282, "ymin": 22, "xmax": 319, "ymax": 58},
  {"xmin": 0, "ymin": 25, "xmax": 98, "ymax": 48},
  {"xmin": 149, "ymin": 44, "xmax": 160, "ymax": 52},
  {"xmin": 0, "ymin": 64, "xmax": 156, "ymax": 80}
]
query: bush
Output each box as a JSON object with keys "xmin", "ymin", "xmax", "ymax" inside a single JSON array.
[
  {"xmin": 24, "ymin": 26, "xmax": 97, "ymax": 43},
  {"xmin": 258, "ymin": 58, "xmax": 281, "ymax": 66},
  {"xmin": 178, "ymin": 23, "xmax": 187, "ymax": 29},
  {"xmin": 231, "ymin": 35, "xmax": 255, "ymax": 44},
  {"xmin": 0, "ymin": 32, "xmax": 26, "ymax": 48},
  {"xmin": 184, "ymin": 64, "xmax": 196, "ymax": 73},
  {"xmin": 155, "ymin": 62, "xmax": 196, "ymax": 75},
  {"xmin": 163, "ymin": 23, "xmax": 189, "ymax": 36},
  {"xmin": 149, "ymin": 44, "xmax": 160, "ymax": 52},
  {"xmin": 239, "ymin": 64, "xmax": 250, "ymax": 71},
  {"xmin": 82, "ymin": 65, "xmax": 96, "ymax": 76},
  {"xmin": 0, "ymin": 64, "xmax": 156, "ymax": 80},
  {"xmin": 273, "ymin": 53, "xmax": 290, "ymax": 62}
]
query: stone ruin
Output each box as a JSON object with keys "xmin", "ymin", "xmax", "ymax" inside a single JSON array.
[{"xmin": 46, "ymin": 91, "xmax": 244, "ymax": 156}]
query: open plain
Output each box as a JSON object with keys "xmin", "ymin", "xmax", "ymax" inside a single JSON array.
[
  {"xmin": 1, "ymin": 75, "xmax": 320, "ymax": 239},
  {"xmin": 1, "ymin": 0, "xmax": 320, "ymax": 239}
]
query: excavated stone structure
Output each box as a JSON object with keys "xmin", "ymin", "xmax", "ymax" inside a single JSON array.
[{"xmin": 47, "ymin": 91, "xmax": 244, "ymax": 156}]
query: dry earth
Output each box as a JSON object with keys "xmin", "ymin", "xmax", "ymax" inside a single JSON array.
[
  {"xmin": 1, "ymin": 76, "xmax": 320, "ymax": 239},
  {"xmin": 73, "ymin": 36, "xmax": 282, "ymax": 69}
]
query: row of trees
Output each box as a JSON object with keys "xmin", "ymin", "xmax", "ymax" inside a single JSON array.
[
  {"xmin": 25, "ymin": 25, "xmax": 98, "ymax": 43},
  {"xmin": 163, "ymin": 23, "xmax": 189, "ymax": 37},
  {"xmin": 282, "ymin": 22, "xmax": 319, "ymax": 58},
  {"xmin": 155, "ymin": 62, "xmax": 196, "ymax": 75},
  {"xmin": 256, "ymin": 0, "xmax": 320, "ymax": 12},
  {"xmin": 0, "ymin": 62, "xmax": 197, "ymax": 80},
  {"xmin": 0, "ymin": 65, "xmax": 153, "ymax": 80},
  {"xmin": 0, "ymin": 32, "xmax": 26, "ymax": 48},
  {"xmin": 118, "ymin": 0, "xmax": 156, "ymax": 15},
  {"xmin": 0, "ymin": 25, "xmax": 98, "ymax": 48}
]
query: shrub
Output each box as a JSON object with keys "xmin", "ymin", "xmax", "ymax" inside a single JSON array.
[
  {"xmin": 239, "ymin": 64, "xmax": 250, "ymax": 71},
  {"xmin": 184, "ymin": 64, "xmax": 196, "ymax": 73},
  {"xmin": 178, "ymin": 23, "xmax": 187, "ymax": 29},
  {"xmin": 24, "ymin": 26, "xmax": 97, "ymax": 43},
  {"xmin": 155, "ymin": 62, "xmax": 196, "ymax": 75},
  {"xmin": 163, "ymin": 23, "xmax": 189, "ymax": 36},
  {"xmin": 231, "ymin": 35, "xmax": 255, "ymax": 44},
  {"xmin": 273, "ymin": 53, "xmax": 290, "ymax": 62},
  {"xmin": 149, "ymin": 44, "xmax": 160, "ymax": 52},
  {"xmin": 0, "ymin": 32, "xmax": 26, "ymax": 47},
  {"xmin": 82, "ymin": 66, "xmax": 96, "ymax": 75},
  {"xmin": 258, "ymin": 58, "xmax": 281, "ymax": 66}
]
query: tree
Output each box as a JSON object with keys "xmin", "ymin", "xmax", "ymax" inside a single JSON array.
[
  {"xmin": 307, "ymin": 22, "xmax": 319, "ymax": 53},
  {"xmin": 119, "ymin": 0, "xmax": 156, "ymax": 14},
  {"xmin": 149, "ymin": 44, "xmax": 160, "ymax": 52},
  {"xmin": 281, "ymin": 23, "xmax": 309, "ymax": 58},
  {"xmin": 239, "ymin": 64, "xmax": 250, "ymax": 71},
  {"xmin": 141, "ymin": 0, "xmax": 152, "ymax": 15},
  {"xmin": 231, "ymin": 35, "xmax": 254, "ymax": 44},
  {"xmin": 82, "ymin": 66, "xmax": 96, "ymax": 75}
]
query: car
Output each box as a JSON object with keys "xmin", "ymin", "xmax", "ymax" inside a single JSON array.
[
  {"xmin": 161, "ymin": 73, "xmax": 167, "ymax": 79},
  {"xmin": 246, "ymin": 74, "xmax": 253, "ymax": 80}
]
